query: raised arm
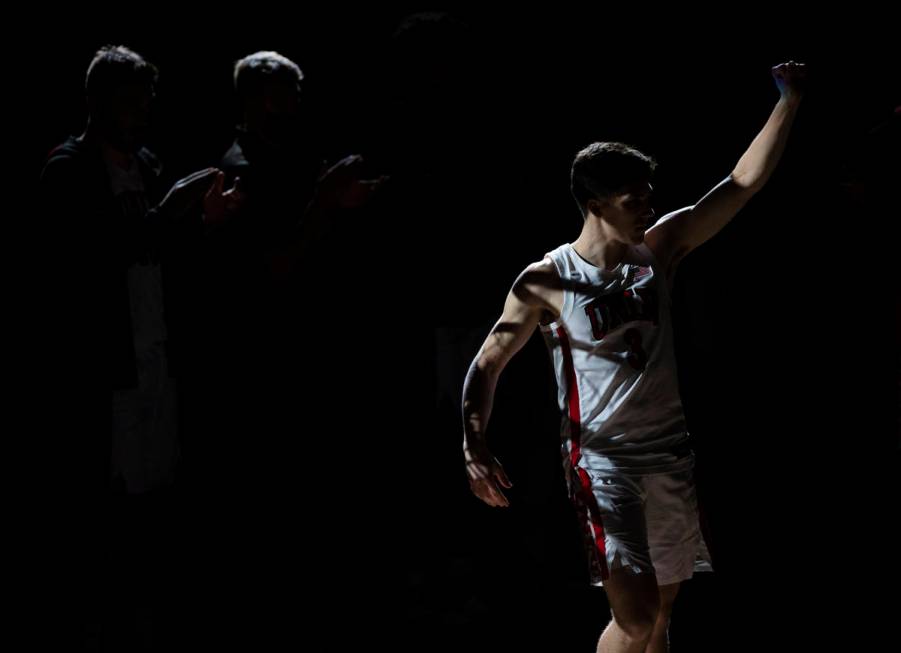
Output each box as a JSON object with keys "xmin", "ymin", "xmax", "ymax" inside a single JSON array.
[{"xmin": 645, "ymin": 61, "xmax": 807, "ymax": 276}]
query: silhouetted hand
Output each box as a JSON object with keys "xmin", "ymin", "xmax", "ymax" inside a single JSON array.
[
  {"xmin": 157, "ymin": 168, "xmax": 220, "ymax": 221},
  {"xmin": 202, "ymin": 171, "xmax": 246, "ymax": 225},
  {"xmin": 314, "ymin": 155, "xmax": 389, "ymax": 210}
]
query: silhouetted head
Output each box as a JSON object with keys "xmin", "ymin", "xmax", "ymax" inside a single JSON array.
[
  {"xmin": 85, "ymin": 45, "xmax": 158, "ymax": 153},
  {"xmin": 233, "ymin": 51, "xmax": 304, "ymax": 150},
  {"xmin": 571, "ymin": 142, "xmax": 657, "ymax": 244}
]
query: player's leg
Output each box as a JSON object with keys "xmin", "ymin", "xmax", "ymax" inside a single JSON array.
[
  {"xmin": 578, "ymin": 470, "xmax": 658, "ymax": 653},
  {"xmin": 642, "ymin": 467, "xmax": 703, "ymax": 652},
  {"xmin": 597, "ymin": 566, "xmax": 660, "ymax": 653},
  {"xmin": 645, "ymin": 581, "xmax": 681, "ymax": 653}
]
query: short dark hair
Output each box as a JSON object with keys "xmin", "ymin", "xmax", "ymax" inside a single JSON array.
[
  {"xmin": 85, "ymin": 45, "xmax": 158, "ymax": 99},
  {"xmin": 233, "ymin": 51, "xmax": 304, "ymax": 104},
  {"xmin": 571, "ymin": 142, "xmax": 657, "ymax": 215}
]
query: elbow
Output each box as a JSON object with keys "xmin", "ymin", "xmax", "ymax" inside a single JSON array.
[{"xmin": 728, "ymin": 172, "xmax": 764, "ymax": 198}]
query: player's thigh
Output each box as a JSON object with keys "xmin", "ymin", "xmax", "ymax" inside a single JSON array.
[{"xmin": 602, "ymin": 565, "xmax": 660, "ymax": 631}]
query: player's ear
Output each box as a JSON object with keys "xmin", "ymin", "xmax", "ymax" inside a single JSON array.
[{"xmin": 586, "ymin": 197, "xmax": 604, "ymax": 218}]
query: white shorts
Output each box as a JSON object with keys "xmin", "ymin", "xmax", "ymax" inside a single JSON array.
[{"xmin": 566, "ymin": 464, "xmax": 714, "ymax": 587}]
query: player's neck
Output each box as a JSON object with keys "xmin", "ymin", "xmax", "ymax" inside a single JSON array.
[{"xmin": 572, "ymin": 226, "xmax": 629, "ymax": 272}]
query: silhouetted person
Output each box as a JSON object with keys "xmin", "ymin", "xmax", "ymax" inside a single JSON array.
[
  {"xmin": 188, "ymin": 48, "xmax": 385, "ymax": 490},
  {"xmin": 177, "ymin": 49, "xmax": 387, "ymax": 645},
  {"xmin": 37, "ymin": 43, "xmax": 240, "ymax": 651},
  {"xmin": 38, "ymin": 43, "xmax": 241, "ymax": 495}
]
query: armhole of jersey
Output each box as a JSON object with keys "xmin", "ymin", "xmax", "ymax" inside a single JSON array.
[
  {"xmin": 639, "ymin": 241, "xmax": 673, "ymax": 307},
  {"xmin": 539, "ymin": 251, "xmax": 572, "ymax": 334}
]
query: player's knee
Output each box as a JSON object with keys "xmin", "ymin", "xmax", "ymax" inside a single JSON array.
[
  {"xmin": 613, "ymin": 602, "xmax": 660, "ymax": 641},
  {"xmin": 657, "ymin": 595, "xmax": 676, "ymax": 617},
  {"xmin": 657, "ymin": 583, "xmax": 681, "ymax": 615}
]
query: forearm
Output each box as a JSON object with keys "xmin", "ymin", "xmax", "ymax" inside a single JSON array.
[
  {"xmin": 461, "ymin": 357, "xmax": 500, "ymax": 455},
  {"xmin": 731, "ymin": 95, "xmax": 802, "ymax": 191}
]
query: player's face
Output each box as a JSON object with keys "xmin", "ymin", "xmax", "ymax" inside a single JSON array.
[{"xmin": 611, "ymin": 181, "xmax": 655, "ymax": 244}]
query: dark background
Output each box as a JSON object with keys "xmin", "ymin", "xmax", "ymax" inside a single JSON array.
[{"xmin": 27, "ymin": 6, "xmax": 898, "ymax": 652}]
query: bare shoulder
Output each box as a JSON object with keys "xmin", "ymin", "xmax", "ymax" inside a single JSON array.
[
  {"xmin": 644, "ymin": 207, "xmax": 692, "ymax": 281},
  {"xmin": 511, "ymin": 257, "xmax": 563, "ymax": 318}
]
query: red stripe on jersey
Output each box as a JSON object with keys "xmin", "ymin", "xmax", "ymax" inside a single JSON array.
[{"xmin": 556, "ymin": 326, "xmax": 609, "ymax": 581}]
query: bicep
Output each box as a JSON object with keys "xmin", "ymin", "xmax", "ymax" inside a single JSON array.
[
  {"xmin": 647, "ymin": 176, "xmax": 755, "ymax": 263},
  {"xmin": 477, "ymin": 288, "xmax": 543, "ymax": 374},
  {"xmin": 687, "ymin": 175, "xmax": 755, "ymax": 247}
]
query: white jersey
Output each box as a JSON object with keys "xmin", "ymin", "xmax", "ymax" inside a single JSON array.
[{"xmin": 539, "ymin": 241, "xmax": 694, "ymax": 476}]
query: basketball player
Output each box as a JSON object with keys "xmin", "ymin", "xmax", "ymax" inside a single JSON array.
[{"xmin": 462, "ymin": 61, "xmax": 806, "ymax": 653}]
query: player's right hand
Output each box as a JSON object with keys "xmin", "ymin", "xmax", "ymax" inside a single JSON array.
[{"xmin": 464, "ymin": 443, "xmax": 513, "ymax": 508}]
